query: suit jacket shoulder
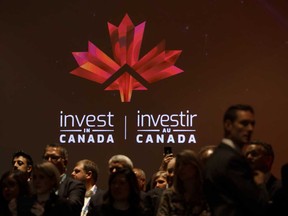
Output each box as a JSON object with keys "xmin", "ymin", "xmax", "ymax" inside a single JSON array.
[
  {"xmin": 58, "ymin": 176, "xmax": 85, "ymax": 216},
  {"xmin": 87, "ymin": 188, "xmax": 106, "ymax": 216}
]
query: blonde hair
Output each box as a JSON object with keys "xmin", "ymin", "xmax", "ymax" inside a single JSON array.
[{"xmin": 151, "ymin": 171, "xmax": 168, "ymax": 189}]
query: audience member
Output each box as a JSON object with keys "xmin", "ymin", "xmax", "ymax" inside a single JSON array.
[
  {"xmin": 144, "ymin": 170, "xmax": 170, "ymax": 215},
  {"xmin": 150, "ymin": 171, "xmax": 168, "ymax": 189},
  {"xmin": 133, "ymin": 168, "xmax": 147, "ymax": 192},
  {"xmin": 0, "ymin": 170, "xmax": 32, "ymax": 215},
  {"xmin": 146, "ymin": 152, "xmax": 174, "ymax": 192},
  {"xmin": 30, "ymin": 161, "xmax": 72, "ymax": 215},
  {"xmin": 71, "ymin": 159, "xmax": 105, "ymax": 216},
  {"xmin": 108, "ymin": 154, "xmax": 134, "ymax": 173},
  {"xmin": 87, "ymin": 154, "xmax": 134, "ymax": 215},
  {"xmin": 157, "ymin": 149, "xmax": 210, "ymax": 216},
  {"xmin": 204, "ymin": 104, "xmax": 269, "ymax": 216},
  {"xmin": 272, "ymin": 162, "xmax": 288, "ymax": 215},
  {"xmin": 243, "ymin": 141, "xmax": 281, "ymax": 201},
  {"xmin": 11, "ymin": 150, "xmax": 33, "ymax": 181},
  {"xmin": 166, "ymin": 157, "xmax": 176, "ymax": 188},
  {"xmin": 88, "ymin": 167, "xmax": 148, "ymax": 216},
  {"xmin": 197, "ymin": 145, "xmax": 216, "ymax": 167},
  {"xmin": 159, "ymin": 153, "xmax": 174, "ymax": 172},
  {"xmin": 42, "ymin": 143, "xmax": 85, "ymax": 216}
]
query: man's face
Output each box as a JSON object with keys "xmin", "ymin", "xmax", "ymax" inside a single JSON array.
[
  {"xmin": 71, "ymin": 163, "xmax": 87, "ymax": 182},
  {"xmin": 12, "ymin": 156, "xmax": 31, "ymax": 173},
  {"xmin": 43, "ymin": 147, "xmax": 67, "ymax": 174},
  {"xmin": 225, "ymin": 110, "xmax": 255, "ymax": 146},
  {"xmin": 243, "ymin": 144, "xmax": 271, "ymax": 172}
]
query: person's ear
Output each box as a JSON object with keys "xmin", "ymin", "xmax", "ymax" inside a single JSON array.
[
  {"xmin": 86, "ymin": 171, "xmax": 92, "ymax": 180},
  {"xmin": 27, "ymin": 165, "xmax": 32, "ymax": 173},
  {"xmin": 224, "ymin": 120, "xmax": 232, "ymax": 131}
]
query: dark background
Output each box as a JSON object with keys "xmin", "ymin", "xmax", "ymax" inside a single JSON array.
[{"xmin": 1, "ymin": 0, "xmax": 288, "ymax": 188}]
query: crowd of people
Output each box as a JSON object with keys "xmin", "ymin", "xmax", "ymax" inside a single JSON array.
[{"xmin": 1, "ymin": 104, "xmax": 287, "ymax": 216}]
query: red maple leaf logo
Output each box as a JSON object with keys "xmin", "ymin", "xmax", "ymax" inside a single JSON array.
[{"xmin": 71, "ymin": 14, "xmax": 183, "ymax": 102}]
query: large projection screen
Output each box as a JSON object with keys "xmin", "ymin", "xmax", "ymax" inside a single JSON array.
[{"xmin": 1, "ymin": 0, "xmax": 288, "ymax": 187}]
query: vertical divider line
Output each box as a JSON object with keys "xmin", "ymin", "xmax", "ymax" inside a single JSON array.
[{"xmin": 124, "ymin": 115, "xmax": 127, "ymax": 140}]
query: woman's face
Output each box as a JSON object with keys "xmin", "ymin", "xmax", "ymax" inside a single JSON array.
[
  {"xmin": 32, "ymin": 170, "xmax": 54, "ymax": 195},
  {"xmin": 110, "ymin": 174, "xmax": 130, "ymax": 201},
  {"xmin": 154, "ymin": 176, "xmax": 168, "ymax": 189},
  {"xmin": 2, "ymin": 175, "xmax": 20, "ymax": 201}
]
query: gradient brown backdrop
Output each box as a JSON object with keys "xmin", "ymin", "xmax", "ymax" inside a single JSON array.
[{"xmin": 1, "ymin": 0, "xmax": 288, "ymax": 188}]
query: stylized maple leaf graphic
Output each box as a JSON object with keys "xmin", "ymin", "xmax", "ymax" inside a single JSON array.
[{"xmin": 71, "ymin": 14, "xmax": 183, "ymax": 102}]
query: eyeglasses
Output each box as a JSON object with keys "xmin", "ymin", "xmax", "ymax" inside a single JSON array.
[{"xmin": 43, "ymin": 155, "xmax": 62, "ymax": 162}]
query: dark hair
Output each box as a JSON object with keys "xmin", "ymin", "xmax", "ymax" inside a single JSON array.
[
  {"xmin": 248, "ymin": 141, "xmax": 274, "ymax": 163},
  {"xmin": 173, "ymin": 149, "xmax": 204, "ymax": 195},
  {"xmin": 12, "ymin": 150, "xmax": 33, "ymax": 167},
  {"xmin": 33, "ymin": 161, "xmax": 60, "ymax": 191},
  {"xmin": 0, "ymin": 170, "xmax": 32, "ymax": 215},
  {"xmin": 104, "ymin": 167, "xmax": 141, "ymax": 209},
  {"xmin": 223, "ymin": 104, "xmax": 254, "ymax": 123},
  {"xmin": 0, "ymin": 170, "xmax": 31, "ymax": 199},
  {"xmin": 78, "ymin": 159, "xmax": 99, "ymax": 182},
  {"xmin": 197, "ymin": 145, "xmax": 217, "ymax": 166},
  {"xmin": 44, "ymin": 143, "xmax": 68, "ymax": 160}
]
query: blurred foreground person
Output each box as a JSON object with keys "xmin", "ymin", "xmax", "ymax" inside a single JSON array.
[
  {"xmin": 89, "ymin": 168, "xmax": 148, "ymax": 216},
  {"xmin": 0, "ymin": 170, "xmax": 32, "ymax": 215},
  {"xmin": 87, "ymin": 154, "xmax": 134, "ymax": 215},
  {"xmin": 157, "ymin": 149, "xmax": 210, "ymax": 216},
  {"xmin": 272, "ymin": 162, "xmax": 288, "ymax": 215},
  {"xmin": 204, "ymin": 104, "xmax": 269, "ymax": 216},
  {"xmin": 197, "ymin": 145, "xmax": 216, "ymax": 167},
  {"xmin": 30, "ymin": 161, "xmax": 72, "ymax": 215},
  {"xmin": 144, "ymin": 171, "xmax": 168, "ymax": 216}
]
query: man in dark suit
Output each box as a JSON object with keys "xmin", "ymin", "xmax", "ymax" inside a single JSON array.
[
  {"xmin": 204, "ymin": 104, "xmax": 269, "ymax": 216},
  {"xmin": 71, "ymin": 159, "xmax": 105, "ymax": 216},
  {"xmin": 86, "ymin": 188, "xmax": 106, "ymax": 216},
  {"xmin": 11, "ymin": 150, "xmax": 33, "ymax": 181},
  {"xmin": 43, "ymin": 143, "xmax": 85, "ymax": 216}
]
